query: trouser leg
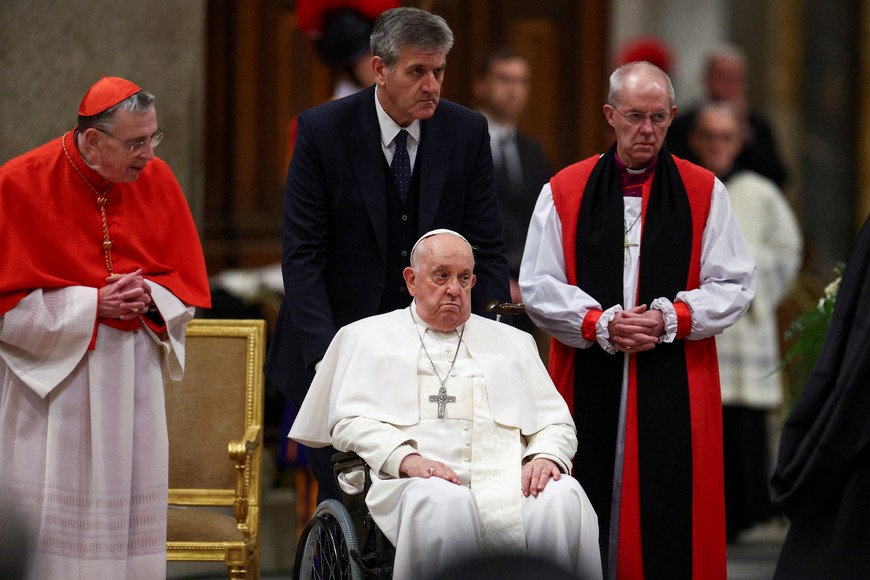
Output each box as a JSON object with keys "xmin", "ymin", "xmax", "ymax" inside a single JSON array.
[
  {"xmin": 391, "ymin": 478, "xmax": 482, "ymax": 580},
  {"xmin": 524, "ymin": 477, "xmax": 603, "ymax": 580}
]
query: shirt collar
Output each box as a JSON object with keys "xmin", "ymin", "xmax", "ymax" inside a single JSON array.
[
  {"xmin": 614, "ymin": 152, "xmax": 659, "ymax": 188},
  {"xmin": 481, "ymin": 113, "xmax": 516, "ymax": 140},
  {"xmin": 375, "ymin": 86, "xmax": 422, "ymax": 147}
]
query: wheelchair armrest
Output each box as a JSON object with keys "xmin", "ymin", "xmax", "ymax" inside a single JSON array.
[
  {"xmin": 332, "ymin": 451, "xmax": 367, "ymax": 475},
  {"xmin": 332, "ymin": 451, "xmax": 371, "ymax": 497}
]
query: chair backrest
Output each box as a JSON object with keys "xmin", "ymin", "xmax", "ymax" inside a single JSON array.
[{"xmin": 165, "ymin": 319, "xmax": 265, "ymax": 510}]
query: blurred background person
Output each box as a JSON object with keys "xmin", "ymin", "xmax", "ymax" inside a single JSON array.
[
  {"xmin": 688, "ymin": 101, "xmax": 802, "ymax": 543},
  {"xmin": 668, "ymin": 43, "xmax": 789, "ymax": 188},
  {"xmin": 473, "ymin": 46, "xmax": 552, "ymax": 346},
  {"xmin": 614, "ymin": 35, "xmax": 674, "ymax": 76},
  {"xmin": 288, "ymin": 0, "xmax": 399, "ymax": 161},
  {"xmin": 297, "ymin": 0, "xmax": 398, "ymax": 100}
]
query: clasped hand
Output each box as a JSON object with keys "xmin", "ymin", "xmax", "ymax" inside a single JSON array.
[
  {"xmin": 607, "ymin": 305, "xmax": 664, "ymax": 353},
  {"xmin": 98, "ymin": 269, "xmax": 152, "ymax": 320}
]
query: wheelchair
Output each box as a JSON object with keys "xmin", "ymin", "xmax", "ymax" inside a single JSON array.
[
  {"xmin": 292, "ymin": 452, "xmax": 395, "ymax": 580},
  {"xmin": 292, "ymin": 302, "xmax": 526, "ymax": 580}
]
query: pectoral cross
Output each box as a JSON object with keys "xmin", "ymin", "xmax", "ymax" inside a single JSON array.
[
  {"xmin": 428, "ymin": 386, "xmax": 456, "ymax": 419},
  {"xmin": 624, "ymin": 214, "xmax": 641, "ymax": 257}
]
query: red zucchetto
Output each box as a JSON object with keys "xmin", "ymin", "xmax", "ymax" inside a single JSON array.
[{"xmin": 78, "ymin": 76, "xmax": 142, "ymax": 117}]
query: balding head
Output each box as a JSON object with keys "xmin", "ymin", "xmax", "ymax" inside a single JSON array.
[
  {"xmin": 603, "ymin": 61, "xmax": 677, "ymax": 169},
  {"xmin": 404, "ymin": 230, "xmax": 476, "ymax": 331},
  {"xmin": 608, "ymin": 61, "xmax": 675, "ymax": 108}
]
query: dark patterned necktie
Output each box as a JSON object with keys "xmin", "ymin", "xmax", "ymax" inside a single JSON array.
[{"xmin": 391, "ymin": 129, "xmax": 411, "ymax": 202}]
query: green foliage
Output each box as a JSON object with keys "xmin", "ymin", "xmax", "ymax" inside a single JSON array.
[{"xmin": 781, "ymin": 266, "xmax": 843, "ymax": 400}]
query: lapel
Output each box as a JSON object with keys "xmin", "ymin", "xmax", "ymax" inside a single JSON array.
[
  {"xmin": 416, "ymin": 109, "xmax": 452, "ymax": 235},
  {"xmin": 349, "ymin": 86, "xmax": 389, "ymax": 261}
]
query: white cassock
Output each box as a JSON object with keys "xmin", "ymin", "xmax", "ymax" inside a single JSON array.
[
  {"xmin": 0, "ymin": 282, "xmax": 193, "ymax": 580},
  {"xmin": 290, "ymin": 305, "xmax": 602, "ymax": 580},
  {"xmin": 716, "ymin": 170, "xmax": 802, "ymax": 408}
]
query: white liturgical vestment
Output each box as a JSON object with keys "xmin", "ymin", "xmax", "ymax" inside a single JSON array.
[
  {"xmin": 716, "ymin": 170, "xmax": 802, "ymax": 408},
  {"xmin": 290, "ymin": 305, "xmax": 602, "ymax": 580},
  {"xmin": 0, "ymin": 283, "xmax": 193, "ymax": 580}
]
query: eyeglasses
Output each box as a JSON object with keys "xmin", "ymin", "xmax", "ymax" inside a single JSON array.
[
  {"xmin": 612, "ymin": 108, "xmax": 672, "ymax": 127},
  {"xmin": 96, "ymin": 127, "xmax": 164, "ymax": 155}
]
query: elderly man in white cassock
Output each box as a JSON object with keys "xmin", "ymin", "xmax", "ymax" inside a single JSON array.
[{"xmin": 290, "ymin": 229, "xmax": 602, "ymax": 580}]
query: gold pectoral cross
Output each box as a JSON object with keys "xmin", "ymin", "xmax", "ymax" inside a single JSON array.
[
  {"xmin": 623, "ymin": 213, "xmax": 642, "ymax": 257},
  {"xmin": 624, "ymin": 232, "xmax": 639, "ymax": 252}
]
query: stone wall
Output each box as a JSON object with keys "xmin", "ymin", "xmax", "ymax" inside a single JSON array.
[{"xmin": 0, "ymin": 0, "xmax": 205, "ymax": 225}]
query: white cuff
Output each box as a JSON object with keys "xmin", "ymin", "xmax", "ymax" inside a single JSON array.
[
  {"xmin": 595, "ymin": 304, "xmax": 624, "ymax": 354},
  {"xmin": 650, "ymin": 297, "xmax": 677, "ymax": 343}
]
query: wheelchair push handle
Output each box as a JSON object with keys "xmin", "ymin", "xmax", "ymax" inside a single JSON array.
[{"xmin": 486, "ymin": 299, "xmax": 526, "ymax": 322}]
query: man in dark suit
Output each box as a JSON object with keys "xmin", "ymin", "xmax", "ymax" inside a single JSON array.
[
  {"xmin": 473, "ymin": 47, "xmax": 552, "ymax": 340},
  {"xmin": 265, "ymin": 6, "xmax": 510, "ymax": 502}
]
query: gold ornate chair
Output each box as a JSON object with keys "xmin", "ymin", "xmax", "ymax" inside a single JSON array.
[{"xmin": 165, "ymin": 319, "xmax": 266, "ymax": 579}]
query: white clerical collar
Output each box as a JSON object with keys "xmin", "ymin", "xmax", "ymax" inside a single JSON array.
[
  {"xmin": 409, "ymin": 302, "xmax": 466, "ymax": 336},
  {"xmin": 375, "ymin": 86, "xmax": 421, "ymax": 148}
]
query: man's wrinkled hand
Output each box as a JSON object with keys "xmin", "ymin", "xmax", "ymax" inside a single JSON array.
[
  {"xmin": 399, "ymin": 453, "xmax": 461, "ymax": 484},
  {"xmin": 98, "ymin": 269, "xmax": 153, "ymax": 320},
  {"xmin": 522, "ymin": 457, "xmax": 560, "ymax": 497},
  {"xmin": 608, "ymin": 305, "xmax": 664, "ymax": 353}
]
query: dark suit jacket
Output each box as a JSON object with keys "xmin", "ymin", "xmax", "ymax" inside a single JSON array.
[
  {"xmin": 265, "ymin": 85, "xmax": 511, "ymax": 404},
  {"xmin": 493, "ymin": 131, "xmax": 552, "ymax": 277}
]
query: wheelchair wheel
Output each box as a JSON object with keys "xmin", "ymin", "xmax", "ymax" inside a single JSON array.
[{"xmin": 293, "ymin": 499, "xmax": 363, "ymax": 580}]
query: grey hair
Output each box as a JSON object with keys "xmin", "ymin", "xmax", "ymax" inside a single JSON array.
[
  {"xmin": 608, "ymin": 61, "xmax": 675, "ymax": 107},
  {"xmin": 370, "ymin": 7, "xmax": 454, "ymax": 70},
  {"xmin": 78, "ymin": 90, "xmax": 155, "ymax": 132},
  {"xmin": 409, "ymin": 229, "xmax": 474, "ymax": 270}
]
